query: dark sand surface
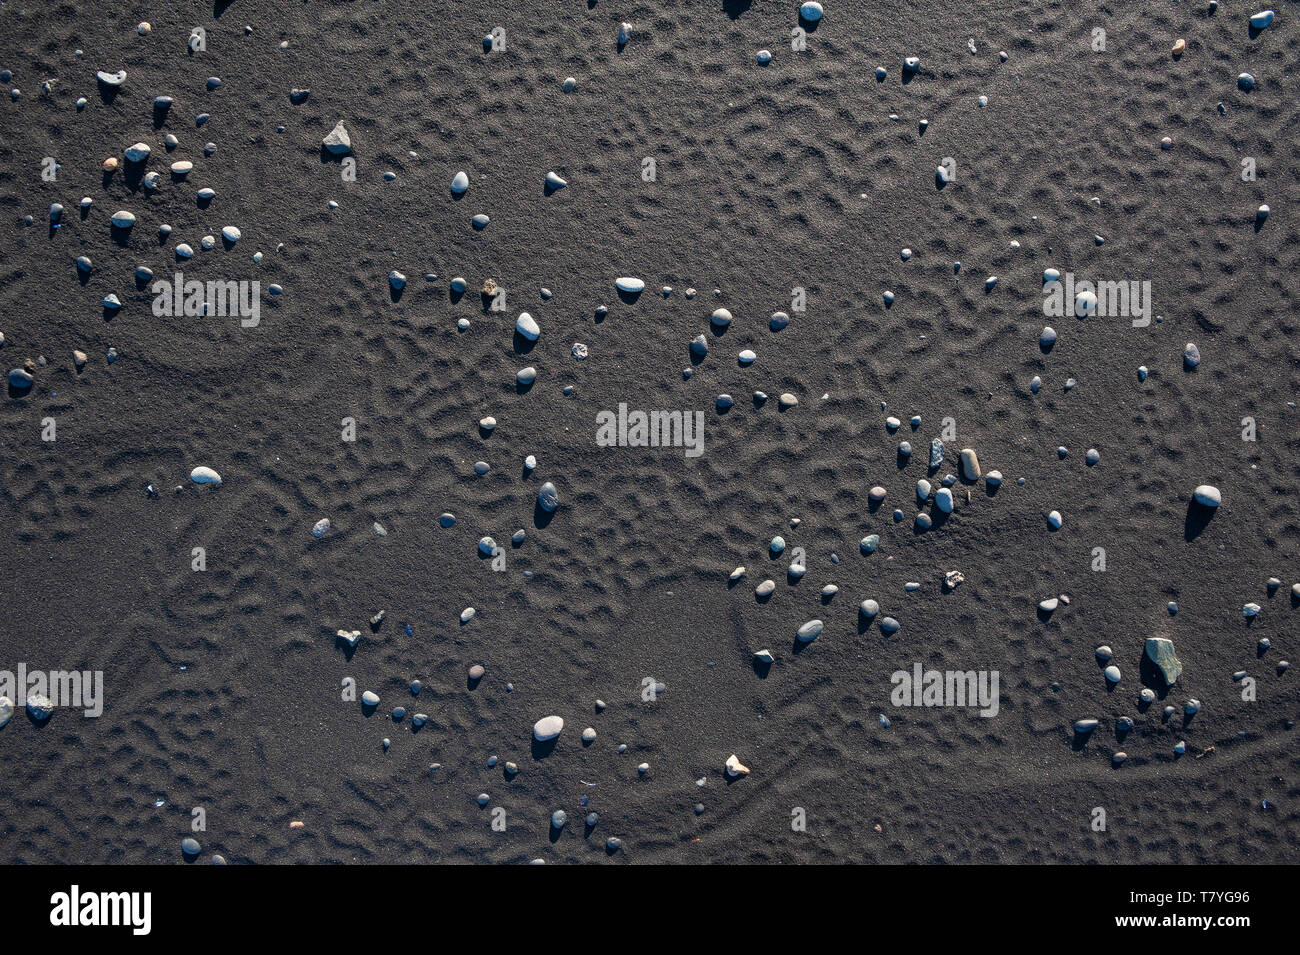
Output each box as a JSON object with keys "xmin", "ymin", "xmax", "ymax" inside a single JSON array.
[{"xmin": 0, "ymin": 1, "xmax": 1297, "ymax": 863}]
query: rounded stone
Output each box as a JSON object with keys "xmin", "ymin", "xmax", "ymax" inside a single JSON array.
[
  {"xmin": 1193, "ymin": 484, "xmax": 1221, "ymax": 507},
  {"xmin": 537, "ymin": 482, "xmax": 559, "ymax": 512},
  {"xmin": 515, "ymin": 312, "xmax": 540, "ymax": 340},
  {"xmin": 796, "ymin": 619, "xmax": 823, "ymax": 642},
  {"xmin": 533, "ymin": 715, "xmax": 564, "ymax": 741}
]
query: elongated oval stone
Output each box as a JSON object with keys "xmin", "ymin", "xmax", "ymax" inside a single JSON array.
[
  {"xmin": 537, "ymin": 482, "xmax": 558, "ymax": 512},
  {"xmin": 1193, "ymin": 484, "xmax": 1220, "ymax": 507},
  {"xmin": 796, "ymin": 619, "xmax": 824, "ymax": 642},
  {"xmin": 516, "ymin": 312, "xmax": 540, "ymax": 340},
  {"xmin": 533, "ymin": 715, "xmax": 564, "ymax": 740}
]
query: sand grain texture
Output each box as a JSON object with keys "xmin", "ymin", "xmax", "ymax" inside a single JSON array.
[{"xmin": 0, "ymin": 1, "xmax": 1296, "ymax": 863}]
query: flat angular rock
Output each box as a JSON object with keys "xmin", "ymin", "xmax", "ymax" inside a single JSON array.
[
  {"xmin": 322, "ymin": 121, "xmax": 352, "ymax": 154},
  {"xmin": 1145, "ymin": 637, "xmax": 1183, "ymax": 685}
]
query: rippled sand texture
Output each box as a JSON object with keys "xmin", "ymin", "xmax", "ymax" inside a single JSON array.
[{"xmin": 0, "ymin": 1, "xmax": 1296, "ymax": 863}]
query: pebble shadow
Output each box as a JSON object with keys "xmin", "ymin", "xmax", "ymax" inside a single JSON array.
[
  {"xmin": 531, "ymin": 738, "xmax": 558, "ymax": 761},
  {"xmin": 1183, "ymin": 501, "xmax": 1215, "ymax": 540}
]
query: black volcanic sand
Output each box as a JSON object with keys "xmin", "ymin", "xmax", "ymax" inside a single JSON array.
[{"xmin": 0, "ymin": 2, "xmax": 1296, "ymax": 863}]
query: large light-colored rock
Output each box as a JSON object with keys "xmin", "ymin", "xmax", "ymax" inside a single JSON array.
[
  {"xmin": 533, "ymin": 715, "xmax": 564, "ymax": 741},
  {"xmin": 322, "ymin": 121, "xmax": 352, "ymax": 155}
]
